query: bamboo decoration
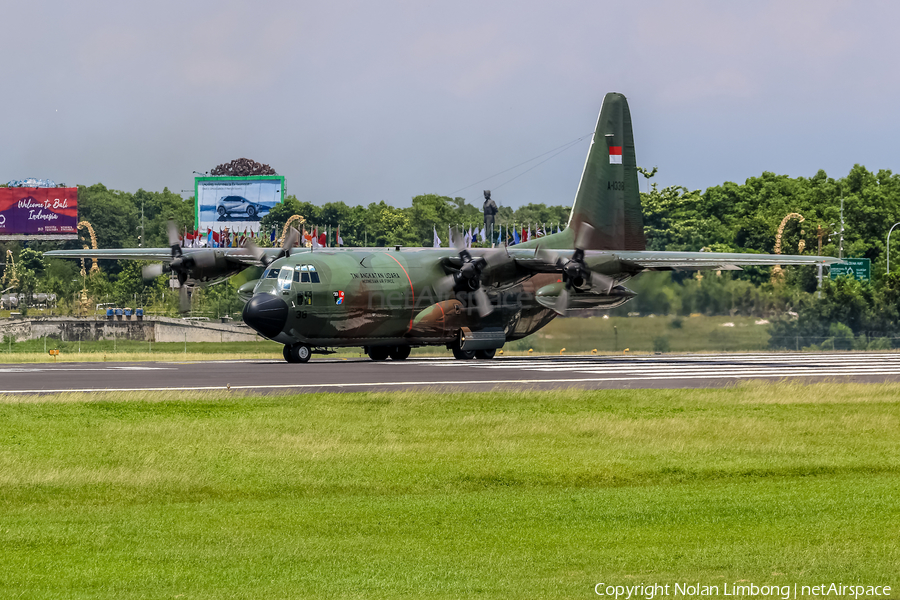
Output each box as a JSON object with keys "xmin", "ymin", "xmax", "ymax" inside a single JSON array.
[
  {"xmin": 771, "ymin": 213, "xmax": 805, "ymax": 284},
  {"xmin": 2, "ymin": 249, "xmax": 18, "ymax": 288},
  {"xmin": 277, "ymin": 215, "xmax": 307, "ymax": 247},
  {"xmin": 77, "ymin": 221, "xmax": 101, "ymax": 275}
]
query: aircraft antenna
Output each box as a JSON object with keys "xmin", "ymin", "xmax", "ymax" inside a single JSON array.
[{"xmin": 450, "ymin": 132, "xmax": 592, "ymax": 195}]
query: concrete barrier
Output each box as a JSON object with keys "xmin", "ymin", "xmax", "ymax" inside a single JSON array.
[{"xmin": 0, "ymin": 317, "xmax": 261, "ymax": 343}]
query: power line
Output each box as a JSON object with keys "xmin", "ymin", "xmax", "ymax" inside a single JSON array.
[
  {"xmin": 492, "ymin": 138, "xmax": 588, "ymax": 192},
  {"xmin": 450, "ymin": 132, "xmax": 593, "ymax": 196}
]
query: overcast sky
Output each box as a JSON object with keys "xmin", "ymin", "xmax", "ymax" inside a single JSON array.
[{"xmin": 2, "ymin": 0, "xmax": 898, "ymax": 209}]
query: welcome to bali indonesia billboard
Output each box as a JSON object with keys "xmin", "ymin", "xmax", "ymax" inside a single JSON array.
[
  {"xmin": 195, "ymin": 175, "xmax": 284, "ymax": 238},
  {"xmin": 0, "ymin": 187, "xmax": 78, "ymax": 240}
]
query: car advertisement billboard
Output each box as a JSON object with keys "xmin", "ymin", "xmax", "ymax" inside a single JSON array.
[
  {"xmin": 0, "ymin": 187, "xmax": 78, "ymax": 240},
  {"xmin": 195, "ymin": 175, "xmax": 284, "ymax": 238}
]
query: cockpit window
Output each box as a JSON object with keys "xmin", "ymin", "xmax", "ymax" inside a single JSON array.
[
  {"xmin": 264, "ymin": 268, "xmax": 280, "ymax": 279},
  {"xmin": 277, "ymin": 266, "xmax": 294, "ymax": 291},
  {"xmin": 286, "ymin": 264, "xmax": 322, "ymax": 284}
]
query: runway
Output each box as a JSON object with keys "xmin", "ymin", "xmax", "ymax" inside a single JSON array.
[{"xmin": 1, "ymin": 352, "xmax": 900, "ymax": 394}]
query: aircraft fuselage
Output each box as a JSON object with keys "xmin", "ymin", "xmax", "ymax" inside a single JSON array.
[{"xmin": 244, "ymin": 246, "xmax": 560, "ymax": 349}]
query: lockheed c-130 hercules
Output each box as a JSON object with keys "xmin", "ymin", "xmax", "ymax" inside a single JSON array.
[{"xmin": 45, "ymin": 93, "xmax": 841, "ymax": 363}]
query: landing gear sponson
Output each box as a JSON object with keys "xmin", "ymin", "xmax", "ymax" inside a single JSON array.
[{"xmin": 364, "ymin": 345, "xmax": 410, "ymax": 361}]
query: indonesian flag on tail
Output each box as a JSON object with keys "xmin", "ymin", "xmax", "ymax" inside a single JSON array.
[{"xmin": 608, "ymin": 145, "xmax": 623, "ymax": 165}]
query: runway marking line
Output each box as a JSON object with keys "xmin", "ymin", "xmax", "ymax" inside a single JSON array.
[{"xmin": 2, "ymin": 370, "xmax": 900, "ymax": 394}]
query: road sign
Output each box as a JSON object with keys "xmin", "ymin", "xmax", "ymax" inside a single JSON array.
[{"xmin": 830, "ymin": 258, "xmax": 871, "ymax": 281}]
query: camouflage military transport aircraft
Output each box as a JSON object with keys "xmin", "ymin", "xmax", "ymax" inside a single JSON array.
[{"xmin": 45, "ymin": 93, "xmax": 841, "ymax": 363}]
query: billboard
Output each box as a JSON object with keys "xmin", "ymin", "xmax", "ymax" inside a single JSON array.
[
  {"xmin": 0, "ymin": 187, "xmax": 78, "ymax": 240},
  {"xmin": 195, "ymin": 175, "xmax": 284, "ymax": 238}
]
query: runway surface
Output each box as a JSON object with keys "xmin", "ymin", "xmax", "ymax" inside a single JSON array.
[{"xmin": 1, "ymin": 352, "xmax": 900, "ymax": 394}]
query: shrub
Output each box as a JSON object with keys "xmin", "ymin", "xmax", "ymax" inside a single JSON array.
[{"xmin": 652, "ymin": 336, "xmax": 671, "ymax": 353}]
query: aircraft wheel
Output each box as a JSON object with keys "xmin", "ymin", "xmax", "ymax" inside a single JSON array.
[
  {"xmin": 368, "ymin": 346, "xmax": 390, "ymax": 361},
  {"xmin": 475, "ymin": 348, "xmax": 497, "ymax": 360},
  {"xmin": 452, "ymin": 348, "xmax": 476, "ymax": 360},
  {"xmin": 217, "ymin": 206, "xmax": 226, "ymax": 217},
  {"xmin": 285, "ymin": 344, "xmax": 311, "ymax": 363},
  {"xmin": 389, "ymin": 346, "xmax": 411, "ymax": 360}
]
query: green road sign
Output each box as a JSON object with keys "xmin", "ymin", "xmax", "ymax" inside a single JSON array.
[{"xmin": 830, "ymin": 258, "xmax": 871, "ymax": 281}]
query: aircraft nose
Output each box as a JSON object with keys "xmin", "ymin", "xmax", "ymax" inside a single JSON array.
[{"xmin": 242, "ymin": 294, "xmax": 289, "ymax": 339}]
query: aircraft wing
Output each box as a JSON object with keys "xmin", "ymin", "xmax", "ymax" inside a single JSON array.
[
  {"xmin": 507, "ymin": 248, "xmax": 841, "ymax": 278},
  {"xmin": 43, "ymin": 246, "xmax": 280, "ymax": 266},
  {"xmin": 610, "ymin": 250, "xmax": 842, "ymax": 271}
]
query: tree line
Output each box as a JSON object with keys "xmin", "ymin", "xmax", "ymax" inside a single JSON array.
[{"xmin": 2, "ymin": 164, "xmax": 900, "ymax": 347}]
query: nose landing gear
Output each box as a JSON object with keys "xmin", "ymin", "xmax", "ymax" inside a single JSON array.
[{"xmin": 283, "ymin": 343, "xmax": 312, "ymax": 363}]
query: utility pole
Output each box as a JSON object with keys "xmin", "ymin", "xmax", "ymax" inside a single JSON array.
[
  {"xmin": 138, "ymin": 202, "xmax": 144, "ymax": 247},
  {"xmin": 887, "ymin": 222, "xmax": 900, "ymax": 275},
  {"xmin": 816, "ymin": 224, "xmax": 830, "ymax": 297},
  {"xmin": 839, "ymin": 191, "xmax": 845, "ymax": 260}
]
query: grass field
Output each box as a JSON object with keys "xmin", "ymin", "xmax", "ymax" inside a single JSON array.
[
  {"xmin": 505, "ymin": 315, "xmax": 772, "ymax": 354},
  {"xmin": 1, "ymin": 383, "xmax": 897, "ymax": 598}
]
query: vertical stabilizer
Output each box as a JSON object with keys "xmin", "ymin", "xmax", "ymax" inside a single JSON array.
[{"xmin": 567, "ymin": 93, "xmax": 645, "ymax": 250}]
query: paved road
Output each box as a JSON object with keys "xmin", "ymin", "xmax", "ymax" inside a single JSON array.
[{"xmin": 1, "ymin": 352, "xmax": 899, "ymax": 394}]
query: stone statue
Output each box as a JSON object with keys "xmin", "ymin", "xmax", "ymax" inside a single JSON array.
[{"xmin": 483, "ymin": 190, "xmax": 498, "ymax": 241}]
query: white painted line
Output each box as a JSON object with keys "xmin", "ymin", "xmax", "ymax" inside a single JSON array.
[{"xmin": 2, "ymin": 370, "xmax": 900, "ymax": 394}]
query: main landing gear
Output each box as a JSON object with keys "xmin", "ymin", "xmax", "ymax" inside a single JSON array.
[
  {"xmin": 366, "ymin": 346, "xmax": 411, "ymax": 361},
  {"xmin": 451, "ymin": 348, "xmax": 497, "ymax": 360},
  {"xmin": 450, "ymin": 342, "xmax": 497, "ymax": 360}
]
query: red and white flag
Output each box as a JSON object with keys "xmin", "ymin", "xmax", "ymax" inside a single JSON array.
[{"xmin": 608, "ymin": 146, "xmax": 623, "ymax": 165}]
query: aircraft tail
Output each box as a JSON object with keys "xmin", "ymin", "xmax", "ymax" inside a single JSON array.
[{"xmin": 567, "ymin": 92, "xmax": 645, "ymax": 250}]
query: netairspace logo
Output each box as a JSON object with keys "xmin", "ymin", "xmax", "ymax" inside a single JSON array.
[{"xmin": 594, "ymin": 582, "xmax": 893, "ymax": 599}]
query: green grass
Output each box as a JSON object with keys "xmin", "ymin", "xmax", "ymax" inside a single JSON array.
[
  {"xmin": 0, "ymin": 383, "xmax": 898, "ymax": 598},
  {"xmin": 506, "ymin": 315, "xmax": 773, "ymax": 353},
  {"xmin": 0, "ymin": 338, "xmax": 287, "ymax": 362}
]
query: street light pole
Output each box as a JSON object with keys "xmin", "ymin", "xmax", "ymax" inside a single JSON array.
[{"xmin": 887, "ymin": 222, "xmax": 900, "ymax": 275}]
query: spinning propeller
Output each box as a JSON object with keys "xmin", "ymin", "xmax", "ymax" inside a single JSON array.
[
  {"xmin": 141, "ymin": 220, "xmax": 217, "ymax": 312},
  {"xmin": 434, "ymin": 228, "xmax": 508, "ymax": 317},
  {"xmin": 244, "ymin": 227, "xmax": 300, "ymax": 267},
  {"xmin": 536, "ymin": 223, "xmax": 617, "ymax": 315}
]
